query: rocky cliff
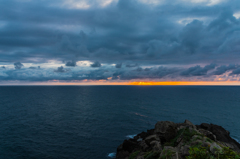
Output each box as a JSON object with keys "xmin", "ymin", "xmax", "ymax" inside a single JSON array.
[{"xmin": 116, "ymin": 120, "xmax": 240, "ymax": 159}]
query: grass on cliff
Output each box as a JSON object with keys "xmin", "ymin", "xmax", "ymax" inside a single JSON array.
[
  {"xmin": 129, "ymin": 151, "xmax": 140, "ymax": 159},
  {"xmin": 159, "ymin": 149, "xmax": 175, "ymax": 159},
  {"xmin": 164, "ymin": 127, "xmax": 202, "ymax": 147},
  {"xmin": 164, "ymin": 128, "xmax": 185, "ymax": 147},
  {"xmin": 182, "ymin": 128, "xmax": 203, "ymax": 142},
  {"xmin": 130, "ymin": 151, "xmax": 161, "ymax": 159},
  {"xmin": 186, "ymin": 146, "xmax": 240, "ymax": 159}
]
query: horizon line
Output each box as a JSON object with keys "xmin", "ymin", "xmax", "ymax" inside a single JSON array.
[{"xmin": 1, "ymin": 81, "xmax": 240, "ymax": 86}]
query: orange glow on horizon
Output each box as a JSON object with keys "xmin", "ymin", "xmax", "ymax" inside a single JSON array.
[
  {"xmin": 129, "ymin": 81, "xmax": 240, "ymax": 86},
  {"xmin": 2, "ymin": 80, "xmax": 240, "ymax": 86}
]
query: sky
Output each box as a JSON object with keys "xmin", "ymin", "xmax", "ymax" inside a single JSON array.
[{"xmin": 1, "ymin": 0, "xmax": 240, "ymax": 85}]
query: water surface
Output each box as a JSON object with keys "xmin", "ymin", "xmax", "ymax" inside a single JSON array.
[{"xmin": 0, "ymin": 86, "xmax": 239, "ymax": 159}]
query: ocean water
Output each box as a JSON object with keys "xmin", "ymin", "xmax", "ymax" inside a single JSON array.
[{"xmin": 0, "ymin": 86, "xmax": 240, "ymax": 159}]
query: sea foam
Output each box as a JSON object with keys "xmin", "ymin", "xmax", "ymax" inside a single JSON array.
[
  {"xmin": 232, "ymin": 137, "xmax": 240, "ymax": 144},
  {"xmin": 108, "ymin": 152, "xmax": 116, "ymax": 158},
  {"xmin": 126, "ymin": 134, "xmax": 137, "ymax": 139}
]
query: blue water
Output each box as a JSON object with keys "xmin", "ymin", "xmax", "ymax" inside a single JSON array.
[{"xmin": 0, "ymin": 86, "xmax": 240, "ymax": 159}]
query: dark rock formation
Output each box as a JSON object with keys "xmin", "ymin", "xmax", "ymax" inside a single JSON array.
[
  {"xmin": 115, "ymin": 120, "xmax": 240, "ymax": 159},
  {"xmin": 197, "ymin": 123, "xmax": 240, "ymax": 152},
  {"xmin": 154, "ymin": 121, "xmax": 177, "ymax": 142}
]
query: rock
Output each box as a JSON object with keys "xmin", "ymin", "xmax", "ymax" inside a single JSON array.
[
  {"xmin": 190, "ymin": 139, "xmax": 202, "ymax": 146},
  {"xmin": 135, "ymin": 129, "xmax": 154, "ymax": 140},
  {"xmin": 180, "ymin": 145, "xmax": 190, "ymax": 157},
  {"xmin": 154, "ymin": 121, "xmax": 177, "ymax": 142},
  {"xmin": 139, "ymin": 140, "xmax": 149, "ymax": 151},
  {"xmin": 147, "ymin": 129, "xmax": 155, "ymax": 136},
  {"xmin": 199, "ymin": 129, "xmax": 216, "ymax": 141},
  {"xmin": 198, "ymin": 123, "xmax": 211, "ymax": 130},
  {"xmin": 172, "ymin": 152, "xmax": 179, "ymax": 159},
  {"xmin": 137, "ymin": 138, "xmax": 142, "ymax": 142},
  {"xmin": 150, "ymin": 141, "xmax": 162, "ymax": 151},
  {"xmin": 163, "ymin": 146, "xmax": 177, "ymax": 150},
  {"xmin": 184, "ymin": 119, "xmax": 197, "ymax": 129},
  {"xmin": 201, "ymin": 141, "xmax": 211, "ymax": 148},
  {"xmin": 116, "ymin": 144, "xmax": 129, "ymax": 159},
  {"xmin": 221, "ymin": 142, "xmax": 235, "ymax": 149},
  {"xmin": 153, "ymin": 144, "xmax": 162, "ymax": 152},
  {"xmin": 145, "ymin": 134, "xmax": 160, "ymax": 145},
  {"xmin": 177, "ymin": 125, "xmax": 187, "ymax": 131},
  {"xmin": 176, "ymin": 139, "xmax": 185, "ymax": 150},
  {"xmin": 116, "ymin": 120, "xmax": 240, "ymax": 159},
  {"xmin": 116, "ymin": 151, "xmax": 129, "ymax": 159},
  {"xmin": 176, "ymin": 136, "xmax": 183, "ymax": 143},
  {"xmin": 210, "ymin": 142, "xmax": 222, "ymax": 154},
  {"xmin": 197, "ymin": 123, "xmax": 240, "ymax": 152},
  {"xmin": 122, "ymin": 139, "xmax": 141, "ymax": 153},
  {"xmin": 117, "ymin": 143, "xmax": 123, "ymax": 152},
  {"xmin": 192, "ymin": 135, "xmax": 203, "ymax": 140},
  {"xmin": 155, "ymin": 121, "xmax": 176, "ymax": 134},
  {"xmin": 160, "ymin": 146, "xmax": 178, "ymax": 158}
]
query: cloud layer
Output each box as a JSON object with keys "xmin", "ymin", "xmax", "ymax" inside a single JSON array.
[{"xmin": 1, "ymin": 0, "xmax": 240, "ymax": 83}]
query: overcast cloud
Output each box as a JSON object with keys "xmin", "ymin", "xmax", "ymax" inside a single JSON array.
[{"xmin": 1, "ymin": 0, "xmax": 240, "ymax": 83}]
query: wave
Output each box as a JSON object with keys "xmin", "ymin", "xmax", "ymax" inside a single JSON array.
[
  {"xmin": 107, "ymin": 152, "xmax": 116, "ymax": 158},
  {"xmin": 135, "ymin": 113, "xmax": 148, "ymax": 118},
  {"xmin": 232, "ymin": 137, "xmax": 240, "ymax": 144},
  {"xmin": 126, "ymin": 134, "xmax": 137, "ymax": 139}
]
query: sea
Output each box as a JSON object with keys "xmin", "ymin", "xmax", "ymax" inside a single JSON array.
[{"xmin": 0, "ymin": 86, "xmax": 240, "ymax": 159}]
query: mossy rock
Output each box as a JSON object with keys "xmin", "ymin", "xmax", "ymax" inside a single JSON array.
[
  {"xmin": 159, "ymin": 149, "xmax": 176, "ymax": 159},
  {"xmin": 129, "ymin": 151, "xmax": 140, "ymax": 159},
  {"xmin": 143, "ymin": 151, "xmax": 161, "ymax": 159}
]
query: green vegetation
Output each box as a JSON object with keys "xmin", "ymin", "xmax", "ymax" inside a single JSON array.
[
  {"xmin": 144, "ymin": 151, "xmax": 152, "ymax": 158},
  {"xmin": 129, "ymin": 151, "xmax": 140, "ymax": 159},
  {"xmin": 159, "ymin": 149, "xmax": 175, "ymax": 159},
  {"xmin": 162, "ymin": 127, "xmax": 240, "ymax": 159},
  {"xmin": 182, "ymin": 128, "xmax": 202, "ymax": 142},
  {"xmin": 206, "ymin": 138, "xmax": 213, "ymax": 143},
  {"xmin": 164, "ymin": 128, "xmax": 185, "ymax": 147},
  {"xmin": 143, "ymin": 151, "xmax": 161, "ymax": 159},
  {"xmin": 186, "ymin": 146, "xmax": 240, "ymax": 159},
  {"xmin": 186, "ymin": 146, "xmax": 212, "ymax": 159},
  {"xmin": 192, "ymin": 136, "xmax": 203, "ymax": 141},
  {"xmin": 164, "ymin": 127, "xmax": 202, "ymax": 147},
  {"xmin": 218, "ymin": 147, "xmax": 240, "ymax": 159}
]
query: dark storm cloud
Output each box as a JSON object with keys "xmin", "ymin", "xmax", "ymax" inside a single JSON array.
[
  {"xmin": 0, "ymin": 0, "xmax": 239, "ymax": 64},
  {"xmin": 180, "ymin": 64, "xmax": 216, "ymax": 76},
  {"xmin": 113, "ymin": 66, "xmax": 180, "ymax": 80},
  {"xmin": 126, "ymin": 64, "xmax": 138, "ymax": 68},
  {"xmin": 91, "ymin": 61, "xmax": 101, "ymax": 67},
  {"xmin": 65, "ymin": 61, "xmax": 77, "ymax": 67},
  {"xmin": 230, "ymin": 68, "xmax": 240, "ymax": 75},
  {"xmin": 212, "ymin": 64, "xmax": 237, "ymax": 75},
  {"xmin": 135, "ymin": 67, "xmax": 143, "ymax": 72},
  {"xmin": 14, "ymin": 62, "xmax": 24, "ymax": 69},
  {"xmin": 0, "ymin": 64, "xmax": 179, "ymax": 81},
  {"xmin": 0, "ymin": 63, "xmax": 237, "ymax": 82},
  {"xmin": 115, "ymin": 63, "xmax": 122, "ymax": 68},
  {"xmin": 54, "ymin": 66, "xmax": 67, "ymax": 73},
  {"xmin": 1, "ymin": 0, "xmax": 240, "ymax": 82},
  {"xmin": 29, "ymin": 66, "xmax": 40, "ymax": 69}
]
